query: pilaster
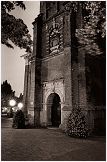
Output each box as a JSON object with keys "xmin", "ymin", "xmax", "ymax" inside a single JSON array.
[
  {"xmin": 63, "ymin": 10, "xmax": 72, "ymax": 111},
  {"xmin": 22, "ymin": 54, "xmax": 31, "ymax": 117}
]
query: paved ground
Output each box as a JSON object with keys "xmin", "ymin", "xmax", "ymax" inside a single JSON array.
[{"xmin": 1, "ymin": 117, "xmax": 106, "ymax": 161}]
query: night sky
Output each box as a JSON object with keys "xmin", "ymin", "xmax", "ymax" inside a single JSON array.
[{"xmin": 1, "ymin": 1, "xmax": 40, "ymax": 96}]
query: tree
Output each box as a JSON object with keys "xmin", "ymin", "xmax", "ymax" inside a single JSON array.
[
  {"xmin": 1, "ymin": 1, "xmax": 32, "ymax": 53},
  {"xmin": 1, "ymin": 80, "xmax": 15, "ymax": 107},
  {"xmin": 75, "ymin": 1, "xmax": 106, "ymax": 56},
  {"xmin": 1, "ymin": 80, "xmax": 14, "ymax": 97},
  {"xmin": 12, "ymin": 109, "xmax": 25, "ymax": 128},
  {"xmin": 72, "ymin": 2, "xmax": 106, "ymax": 106},
  {"xmin": 18, "ymin": 93, "xmax": 23, "ymax": 101},
  {"xmin": 17, "ymin": 93, "xmax": 23, "ymax": 103}
]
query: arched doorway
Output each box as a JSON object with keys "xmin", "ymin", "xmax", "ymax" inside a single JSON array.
[{"xmin": 47, "ymin": 93, "xmax": 61, "ymax": 127}]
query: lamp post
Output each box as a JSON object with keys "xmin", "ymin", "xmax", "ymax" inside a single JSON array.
[
  {"xmin": 18, "ymin": 102, "xmax": 23, "ymax": 110},
  {"xmin": 9, "ymin": 99, "xmax": 16, "ymax": 117}
]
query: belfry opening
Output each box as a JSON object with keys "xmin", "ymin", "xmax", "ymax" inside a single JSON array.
[{"xmin": 47, "ymin": 93, "xmax": 61, "ymax": 127}]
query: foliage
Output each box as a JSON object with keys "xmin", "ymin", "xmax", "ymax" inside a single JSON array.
[
  {"xmin": 1, "ymin": 80, "xmax": 15, "ymax": 107},
  {"xmin": 66, "ymin": 108, "xmax": 88, "ymax": 138},
  {"xmin": 12, "ymin": 110, "xmax": 25, "ymax": 128},
  {"xmin": 1, "ymin": 80, "xmax": 14, "ymax": 97},
  {"xmin": 7, "ymin": 107, "xmax": 14, "ymax": 118},
  {"xmin": 75, "ymin": 1, "xmax": 106, "ymax": 56},
  {"xmin": 17, "ymin": 93, "xmax": 23, "ymax": 103},
  {"xmin": 1, "ymin": 80, "xmax": 23, "ymax": 108},
  {"xmin": 1, "ymin": 1, "xmax": 32, "ymax": 53},
  {"xmin": 74, "ymin": 2, "xmax": 106, "ymax": 106}
]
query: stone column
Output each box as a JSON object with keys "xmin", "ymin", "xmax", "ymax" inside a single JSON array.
[
  {"xmin": 71, "ymin": 2, "xmax": 84, "ymax": 110},
  {"xmin": 28, "ymin": 58, "xmax": 36, "ymax": 125},
  {"xmin": 28, "ymin": 14, "xmax": 42, "ymax": 127},
  {"xmin": 78, "ymin": 48, "xmax": 87, "ymax": 110},
  {"xmin": 34, "ymin": 58, "xmax": 42, "ymax": 127},
  {"xmin": 23, "ymin": 55, "xmax": 30, "ymax": 118},
  {"xmin": 62, "ymin": 9, "xmax": 72, "ymax": 125},
  {"xmin": 26, "ymin": 17, "xmax": 38, "ymax": 126},
  {"xmin": 75, "ymin": 3, "xmax": 94, "ymax": 131}
]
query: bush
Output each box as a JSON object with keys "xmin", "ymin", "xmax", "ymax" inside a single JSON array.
[
  {"xmin": 66, "ymin": 108, "xmax": 88, "ymax": 138},
  {"xmin": 12, "ymin": 110, "xmax": 25, "ymax": 129},
  {"xmin": 7, "ymin": 107, "xmax": 13, "ymax": 118}
]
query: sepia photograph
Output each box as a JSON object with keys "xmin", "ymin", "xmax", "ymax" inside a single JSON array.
[{"xmin": 1, "ymin": 1, "xmax": 106, "ymax": 161}]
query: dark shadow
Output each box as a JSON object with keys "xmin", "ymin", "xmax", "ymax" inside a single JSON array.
[{"xmin": 47, "ymin": 93, "xmax": 61, "ymax": 127}]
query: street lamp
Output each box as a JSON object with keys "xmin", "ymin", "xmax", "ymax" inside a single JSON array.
[
  {"xmin": 18, "ymin": 102, "xmax": 23, "ymax": 110},
  {"xmin": 9, "ymin": 99, "xmax": 16, "ymax": 107},
  {"xmin": 9, "ymin": 99, "xmax": 16, "ymax": 117}
]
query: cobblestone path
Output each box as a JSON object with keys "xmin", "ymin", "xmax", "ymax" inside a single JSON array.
[{"xmin": 1, "ymin": 118, "xmax": 106, "ymax": 161}]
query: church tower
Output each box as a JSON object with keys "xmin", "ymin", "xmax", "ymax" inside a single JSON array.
[{"xmin": 23, "ymin": 2, "xmax": 105, "ymax": 134}]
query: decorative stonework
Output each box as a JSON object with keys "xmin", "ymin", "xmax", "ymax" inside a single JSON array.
[
  {"xmin": 49, "ymin": 21, "xmax": 60, "ymax": 54},
  {"xmin": 45, "ymin": 17, "xmax": 64, "ymax": 55},
  {"xmin": 43, "ymin": 79, "xmax": 64, "ymax": 105},
  {"xmin": 41, "ymin": 79, "xmax": 65, "ymax": 124}
]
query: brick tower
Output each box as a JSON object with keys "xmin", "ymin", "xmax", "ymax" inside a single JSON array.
[{"xmin": 23, "ymin": 2, "xmax": 106, "ymax": 134}]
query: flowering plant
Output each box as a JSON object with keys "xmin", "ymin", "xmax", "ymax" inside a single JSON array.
[{"xmin": 66, "ymin": 108, "xmax": 88, "ymax": 138}]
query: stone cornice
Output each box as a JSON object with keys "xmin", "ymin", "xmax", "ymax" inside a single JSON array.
[
  {"xmin": 20, "ymin": 53, "xmax": 32, "ymax": 60},
  {"xmin": 42, "ymin": 77, "xmax": 64, "ymax": 86},
  {"xmin": 41, "ymin": 51, "xmax": 64, "ymax": 62}
]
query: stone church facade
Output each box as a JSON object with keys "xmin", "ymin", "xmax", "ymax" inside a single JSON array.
[{"xmin": 23, "ymin": 2, "xmax": 105, "ymax": 134}]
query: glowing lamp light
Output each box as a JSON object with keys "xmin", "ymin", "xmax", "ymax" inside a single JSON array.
[
  {"xmin": 18, "ymin": 103, "xmax": 23, "ymax": 110},
  {"xmin": 9, "ymin": 99, "xmax": 16, "ymax": 107},
  {"xmin": 5, "ymin": 107, "xmax": 7, "ymax": 111}
]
